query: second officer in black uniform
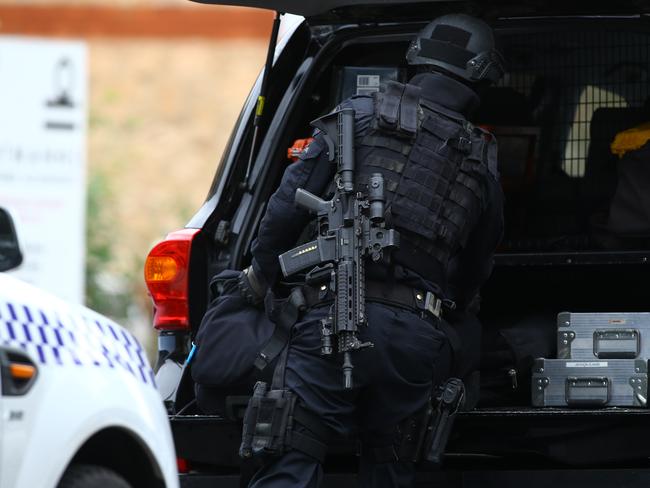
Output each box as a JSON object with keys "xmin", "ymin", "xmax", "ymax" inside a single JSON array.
[{"xmin": 239, "ymin": 13, "xmax": 505, "ymax": 488}]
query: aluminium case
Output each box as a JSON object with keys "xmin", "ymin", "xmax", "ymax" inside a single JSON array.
[
  {"xmin": 557, "ymin": 312, "xmax": 650, "ymax": 360},
  {"xmin": 531, "ymin": 358, "xmax": 648, "ymax": 407}
]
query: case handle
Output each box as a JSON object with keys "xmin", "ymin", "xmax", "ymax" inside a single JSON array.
[
  {"xmin": 565, "ymin": 377, "xmax": 610, "ymax": 407},
  {"xmin": 593, "ymin": 329, "xmax": 639, "ymax": 359}
]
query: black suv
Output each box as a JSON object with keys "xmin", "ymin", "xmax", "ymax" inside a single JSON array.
[{"xmin": 144, "ymin": 1, "xmax": 650, "ymax": 486}]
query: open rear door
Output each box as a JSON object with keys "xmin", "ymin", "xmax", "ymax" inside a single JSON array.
[{"xmin": 190, "ymin": 0, "xmax": 650, "ymax": 20}]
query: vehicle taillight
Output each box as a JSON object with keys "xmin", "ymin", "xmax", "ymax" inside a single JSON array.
[
  {"xmin": 176, "ymin": 457, "xmax": 191, "ymax": 474},
  {"xmin": 144, "ymin": 228, "xmax": 200, "ymax": 331}
]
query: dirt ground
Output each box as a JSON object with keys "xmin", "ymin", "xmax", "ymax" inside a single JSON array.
[{"xmin": 87, "ymin": 38, "xmax": 266, "ymax": 347}]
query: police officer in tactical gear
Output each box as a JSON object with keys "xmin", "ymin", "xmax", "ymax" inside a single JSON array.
[{"xmin": 239, "ymin": 13, "xmax": 505, "ymax": 488}]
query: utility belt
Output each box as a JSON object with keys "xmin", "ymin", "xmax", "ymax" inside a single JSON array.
[
  {"xmin": 302, "ymin": 280, "xmax": 454, "ymax": 321},
  {"xmin": 253, "ymin": 280, "xmax": 461, "ymax": 374},
  {"xmin": 301, "ymin": 279, "xmax": 463, "ymax": 386}
]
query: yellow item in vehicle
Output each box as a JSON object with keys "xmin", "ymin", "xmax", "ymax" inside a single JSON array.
[{"xmin": 610, "ymin": 122, "xmax": 650, "ymax": 158}]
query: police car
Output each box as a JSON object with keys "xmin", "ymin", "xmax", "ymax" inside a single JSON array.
[
  {"xmin": 146, "ymin": 1, "xmax": 650, "ymax": 486},
  {"xmin": 0, "ymin": 207, "xmax": 179, "ymax": 488}
]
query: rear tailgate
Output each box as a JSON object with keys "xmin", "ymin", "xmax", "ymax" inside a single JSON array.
[{"xmin": 189, "ymin": 0, "xmax": 650, "ymax": 21}]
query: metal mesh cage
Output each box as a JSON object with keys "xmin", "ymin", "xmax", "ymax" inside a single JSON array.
[{"xmin": 498, "ymin": 29, "xmax": 650, "ymax": 178}]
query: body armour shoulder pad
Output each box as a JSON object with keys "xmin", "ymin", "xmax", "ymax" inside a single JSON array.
[{"xmin": 373, "ymin": 81, "xmax": 422, "ymax": 139}]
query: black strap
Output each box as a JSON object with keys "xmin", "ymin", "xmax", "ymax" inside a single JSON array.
[
  {"xmin": 448, "ymin": 136, "xmax": 473, "ymax": 156},
  {"xmin": 467, "ymin": 133, "xmax": 486, "ymax": 161},
  {"xmin": 303, "ymin": 280, "xmax": 452, "ymax": 319},
  {"xmin": 419, "ymin": 98, "xmax": 466, "ymax": 124},
  {"xmin": 255, "ymin": 287, "xmax": 306, "ymax": 371},
  {"xmin": 294, "ymin": 405, "xmax": 333, "ymax": 442},
  {"xmin": 290, "ymin": 431, "xmax": 328, "ymax": 463},
  {"xmin": 431, "ymin": 24, "xmax": 471, "ymax": 48},
  {"xmin": 290, "ymin": 404, "xmax": 335, "ymax": 463},
  {"xmin": 378, "ymin": 82, "xmax": 404, "ymax": 129},
  {"xmin": 417, "ymin": 38, "xmax": 474, "ymax": 70},
  {"xmin": 365, "ymin": 154, "xmax": 406, "ymax": 174},
  {"xmin": 399, "ymin": 84, "xmax": 421, "ymax": 136},
  {"xmin": 271, "ymin": 345, "xmax": 290, "ymax": 390},
  {"xmin": 361, "ymin": 135, "xmax": 412, "ymax": 155},
  {"xmin": 366, "ymin": 281, "xmax": 452, "ymax": 317}
]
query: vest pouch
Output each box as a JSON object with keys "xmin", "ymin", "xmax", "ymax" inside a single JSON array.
[{"xmin": 239, "ymin": 381, "xmax": 298, "ymax": 461}]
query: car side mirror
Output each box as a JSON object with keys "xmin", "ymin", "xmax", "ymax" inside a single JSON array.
[{"xmin": 0, "ymin": 207, "xmax": 23, "ymax": 272}]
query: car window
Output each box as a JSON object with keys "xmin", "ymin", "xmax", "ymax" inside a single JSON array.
[
  {"xmin": 563, "ymin": 85, "xmax": 627, "ymax": 177},
  {"xmin": 493, "ymin": 27, "xmax": 650, "ymax": 180}
]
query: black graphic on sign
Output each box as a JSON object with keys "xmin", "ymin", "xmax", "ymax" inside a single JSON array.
[
  {"xmin": 45, "ymin": 58, "xmax": 76, "ymax": 131},
  {"xmin": 46, "ymin": 58, "xmax": 75, "ymax": 108}
]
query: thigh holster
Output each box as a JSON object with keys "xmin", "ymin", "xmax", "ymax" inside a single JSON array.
[
  {"xmin": 364, "ymin": 378, "xmax": 466, "ymax": 465},
  {"xmin": 239, "ymin": 381, "xmax": 297, "ymax": 460},
  {"xmin": 239, "ymin": 381, "xmax": 331, "ymax": 463}
]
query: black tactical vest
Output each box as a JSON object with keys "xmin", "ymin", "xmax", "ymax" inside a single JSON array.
[{"xmin": 355, "ymin": 81, "xmax": 498, "ymax": 267}]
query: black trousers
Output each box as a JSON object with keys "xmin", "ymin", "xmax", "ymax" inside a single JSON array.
[{"xmin": 248, "ymin": 302, "xmax": 453, "ymax": 488}]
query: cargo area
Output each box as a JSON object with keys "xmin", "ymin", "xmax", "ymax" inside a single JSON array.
[{"xmin": 173, "ymin": 14, "xmax": 650, "ymax": 479}]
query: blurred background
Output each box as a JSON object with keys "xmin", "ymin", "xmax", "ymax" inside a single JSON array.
[{"xmin": 0, "ymin": 0, "xmax": 271, "ymax": 359}]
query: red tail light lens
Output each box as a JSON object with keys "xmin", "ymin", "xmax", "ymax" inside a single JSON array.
[
  {"xmin": 144, "ymin": 228, "xmax": 200, "ymax": 331},
  {"xmin": 176, "ymin": 457, "xmax": 191, "ymax": 474}
]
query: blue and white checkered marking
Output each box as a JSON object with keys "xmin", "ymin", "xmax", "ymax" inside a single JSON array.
[{"xmin": 0, "ymin": 300, "xmax": 155, "ymax": 387}]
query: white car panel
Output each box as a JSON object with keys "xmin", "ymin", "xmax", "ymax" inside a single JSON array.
[{"xmin": 0, "ymin": 274, "xmax": 179, "ymax": 488}]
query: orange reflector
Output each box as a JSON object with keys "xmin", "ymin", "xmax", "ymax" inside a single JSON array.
[
  {"xmin": 144, "ymin": 256, "xmax": 178, "ymax": 282},
  {"xmin": 9, "ymin": 363, "xmax": 35, "ymax": 380}
]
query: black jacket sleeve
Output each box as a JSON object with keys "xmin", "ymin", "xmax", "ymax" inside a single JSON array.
[
  {"xmin": 250, "ymin": 135, "xmax": 334, "ymax": 286},
  {"xmin": 447, "ymin": 176, "xmax": 504, "ymax": 310}
]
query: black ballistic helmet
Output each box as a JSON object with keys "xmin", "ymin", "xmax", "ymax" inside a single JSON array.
[{"xmin": 406, "ymin": 13, "xmax": 505, "ymax": 84}]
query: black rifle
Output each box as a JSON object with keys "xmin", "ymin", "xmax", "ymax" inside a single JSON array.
[{"xmin": 278, "ymin": 108, "xmax": 399, "ymax": 389}]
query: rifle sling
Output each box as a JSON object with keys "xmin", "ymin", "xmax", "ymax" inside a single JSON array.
[{"xmin": 254, "ymin": 288, "xmax": 305, "ymax": 371}]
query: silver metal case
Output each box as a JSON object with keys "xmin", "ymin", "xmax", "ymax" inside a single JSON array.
[
  {"xmin": 557, "ymin": 312, "xmax": 650, "ymax": 360},
  {"xmin": 531, "ymin": 358, "xmax": 648, "ymax": 408}
]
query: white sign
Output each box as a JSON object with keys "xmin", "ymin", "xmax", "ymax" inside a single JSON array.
[{"xmin": 0, "ymin": 37, "xmax": 87, "ymax": 304}]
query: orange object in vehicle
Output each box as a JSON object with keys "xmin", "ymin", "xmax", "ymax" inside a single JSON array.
[{"xmin": 287, "ymin": 138, "xmax": 314, "ymax": 162}]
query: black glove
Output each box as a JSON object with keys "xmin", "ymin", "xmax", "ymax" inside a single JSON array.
[{"xmin": 238, "ymin": 265, "xmax": 268, "ymax": 307}]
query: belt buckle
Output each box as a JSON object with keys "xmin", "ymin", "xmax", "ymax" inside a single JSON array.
[{"xmin": 424, "ymin": 291, "xmax": 442, "ymax": 319}]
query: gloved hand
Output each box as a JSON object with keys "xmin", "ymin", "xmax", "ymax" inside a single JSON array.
[{"xmin": 238, "ymin": 265, "xmax": 268, "ymax": 307}]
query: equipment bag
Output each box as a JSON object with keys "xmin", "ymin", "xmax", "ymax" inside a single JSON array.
[
  {"xmin": 192, "ymin": 270, "xmax": 307, "ymax": 414},
  {"xmin": 479, "ymin": 314, "xmax": 556, "ymax": 406},
  {"xmin": 191, "ymin": 270, "xmax": 275, "ymax": 390}
]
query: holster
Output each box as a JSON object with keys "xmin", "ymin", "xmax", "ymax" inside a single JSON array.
[
  {"xmin": 239, "ymin": 381, "xmax": 298, "ymax": 461},
  {"xmin": 387, "ymin": 378, "xmax": 466, "ymax": 466},
  {"xmin": 422, "ymin": 377, "xmax": 465, "ymax": 465}
]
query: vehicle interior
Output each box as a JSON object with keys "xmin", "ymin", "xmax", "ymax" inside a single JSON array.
[{"xmin": 175, "ymin": 5, "xmax": 650, "ymax": 475}]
